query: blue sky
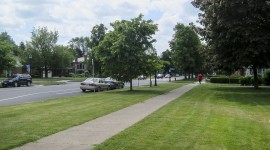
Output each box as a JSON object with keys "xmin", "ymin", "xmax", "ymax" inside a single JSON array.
[{"xmin": 0, "ymin": 0, "xmax": 200, "ymax": 55}]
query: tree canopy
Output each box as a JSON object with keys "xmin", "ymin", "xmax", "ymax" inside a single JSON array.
[
  {"xmin": 68, "ymin": 37, "xmax": 89, "ymax": 58},
  {"xmin": 169, "ymin": 23, "xmax": 202, "ymax": 79},
  {"xmin": 88, "ymin": 24, "xmax": 108, "ymax": 77},
  {"xmin": 95, "ymin": 14, "xmax": 158, "ymax": 90},
  {"xmin": 192, "ymin": 0, "xmax": 270, "ymax": 88},
  {"xmin": 0, "ymin": 41, "xmax": 15, "ymax": 74},
  {"xmin": 51, "ymin": 45, "xmax": 74, "ymax": 76},
  {"xmin": 160, "ymin": 49, "xmax": 173, "ymax": 74},
  {"xmin": 27, "ymin": 27, "xmax": 58, "ymax": 78}
]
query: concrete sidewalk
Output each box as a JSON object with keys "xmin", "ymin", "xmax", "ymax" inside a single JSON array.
[{"xmin": 14, "ymin": 83, "xmax": 198, "ymax": 150}]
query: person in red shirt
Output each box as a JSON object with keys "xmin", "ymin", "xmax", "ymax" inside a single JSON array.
[{"xmin": 197, "ymin": 73, "xmax": 203, "ymax": 84}]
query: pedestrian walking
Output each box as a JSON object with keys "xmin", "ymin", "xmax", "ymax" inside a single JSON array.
[{"xmin": 197, "ymin": 73, "xmax": 203, "ymax": 84}]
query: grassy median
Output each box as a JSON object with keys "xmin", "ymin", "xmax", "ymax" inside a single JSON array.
[
  {"xmin": 0, "ymin": 81, "xmax": 190, "ymax": 150},
  {"xmin": 94, "ymin": 84, "xmax": 270, "ymax": 150}
]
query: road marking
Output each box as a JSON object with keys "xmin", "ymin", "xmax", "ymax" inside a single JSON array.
[
  {"xmin": 0, "ymin": 89, "xmax": 78, "ymax": 102},
  {"xmin": 56, "ymin": 91, "xmax": 80, "ymax": 95}
]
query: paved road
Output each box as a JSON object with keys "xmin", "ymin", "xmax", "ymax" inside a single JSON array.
[{"xmin": 0, "ymin": 77, "xmax": 179, "ymax": 106}]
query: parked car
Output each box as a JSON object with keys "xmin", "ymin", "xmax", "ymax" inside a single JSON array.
[
  {"xmin": 1, "ymin": 74, "xmax": 32, "ymax": 87},
  {"xmin": 80, "ymin": 78, "xmax": 110, "ymax": 92},
  {"xmin": 104, "ymin": 80, "xmax": 118, "ymax": 90},
  {"xmin": 165, "ymin": 74, "xmax": 171, "ymax": 78},
  {"xmin": 105, "ymin": 77, "xmax": 125, "ymax": 89},
  {"xmin": 138, "ymin": 75, "xmax": 146, "ymax": 80},
  {"xmin": 156, "ymin": 74, "xmax": 163, "ymax": 79}
]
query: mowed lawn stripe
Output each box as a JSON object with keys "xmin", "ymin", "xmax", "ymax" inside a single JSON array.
[
  {"xmin": 0, "ymin": 82, "xmax": 189, "ymax": 150},
  {"xmin": 94, "ymin": 84, "xmax": 270, "ymax": 150}
]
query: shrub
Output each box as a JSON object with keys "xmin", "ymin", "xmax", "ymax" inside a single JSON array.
[
  {"xmin": 240, "ymin": 75, "xmax": 263, "ymax": 86},
  {"xmin": 240, "ymin": 76, "xmax": 253, "ymax": 86},
  {"xmin": 210, "ymin": 76, "xmax": 240, "ymax": 84},
  {"xmin": 264, "ymin": 69, "xmax": 270, "ymax": 85}
]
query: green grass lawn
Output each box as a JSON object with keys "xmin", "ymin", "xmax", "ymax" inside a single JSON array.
[
  {"xmin": 0, "ymin": 82, "xmax": 190, "ymax": 150},
  {"xmin": 94, "ymin": 84, "xmax": 270, "ymax": 150}
]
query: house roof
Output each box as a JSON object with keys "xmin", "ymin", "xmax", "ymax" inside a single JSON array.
[{"xmin": 73, "ymin": 57, "xmax": 88, "ymax": 63}]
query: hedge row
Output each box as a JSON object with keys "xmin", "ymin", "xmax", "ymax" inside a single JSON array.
[
  {"xmin": 209, "ymin": 77, "xmax": 240, "ymax": 84},
  {"xmin": 209, "ymin": 70, "xmax": 270, "ymax": 86}
]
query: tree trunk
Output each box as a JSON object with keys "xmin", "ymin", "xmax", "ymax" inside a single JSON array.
[
  {"xmin": 154, "ymin": 72, "xmax": 157, "ymax": 86},
  {"xmin": 45, "ymin": 65, "xmax": 48, "ymax": 78},
  {"xmin": 129, "ymin": 67, "xmax": 132, "ymax": 91},
  {"xmin": 253, "ymin": 65, "xmax": 259, "ymax": 89},
  {"xmin": 130, "ymin": 79, "xmax": 133, "ymax": 91},
  {"xmin": 184, "ymin": 73, "xmax": 187, "ymax": 79},
  {"xmin": 149, "ymin": 73, "xmax": 152, "ymax": 87}
]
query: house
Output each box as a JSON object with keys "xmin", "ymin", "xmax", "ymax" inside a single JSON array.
[
  {"xmin": 245, "ymin": 66, "xmax": 265, "ymax": 77},
  {"xmin": 72, "ymin": 56, "xmax": 88, "ymax": 74}
]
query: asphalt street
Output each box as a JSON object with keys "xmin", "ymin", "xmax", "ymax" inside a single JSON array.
[{"xmin": 0, "ymin": 77, "xmax": 177, "ymax": 106}]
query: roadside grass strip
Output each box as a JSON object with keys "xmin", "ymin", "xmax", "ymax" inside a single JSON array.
[
  {"xmin": 0, "ymin": 82, "xmax": 189, "ymax": 150},
  {"xmin": 94, "ymin": 84, "xmax": 270, "ymax": 150}
]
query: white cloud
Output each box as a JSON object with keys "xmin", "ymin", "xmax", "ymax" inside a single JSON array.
[{"xmin": 0, "ymin": 0, "xmax": 200, "ymax": 55}]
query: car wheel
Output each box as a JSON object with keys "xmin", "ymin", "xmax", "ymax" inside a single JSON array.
[
  {"xmin": 82, "ymin": 89, "xmax": 86, "ymax": 92},
  {"xmin": 26, "ymin": 81, "xmax": 31, "ymax": 86},
  {"xmin": 13, "ymin": 82, "xmax": 18, "ymax": 87}
]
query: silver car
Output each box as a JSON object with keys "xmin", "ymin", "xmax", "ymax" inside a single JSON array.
[{"xmin": 80, "ymin": 78, "xmax": 110, "ymax": 92}]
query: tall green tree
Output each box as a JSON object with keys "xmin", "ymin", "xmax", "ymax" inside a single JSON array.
[
  {"xmin": 88, "ymin": 24, "xmax": 107, "ymax": 77},
  {"xmin": 160, "ymin": 49, "xmax": 172, "ymax": 74},
  {"xmin": 0, "ymin": 41, "xmax": 15, "ymax": 75},
  {"xmin": 0, "ymin": 32, "xmax": 15, "ymax": 44},
  {"xmin": 27, "ymin": 27, "xmax": 58, "ymax": 78},
  {"xmin": 19, "ymin": 42, "xmax": 26, "ymax": 51},
  {"xmin": 145, "ymin": 52, "xmax": 162, "ymax": 86},
  {"xmin": 95, "ymin": 14, "xmax": 158, "ymax": 90},
  {"xmin": 0, "ymin": 32, "xmax": 19, "ymax": 56},
  {"xmin": 192, "ymin": 0, "xmax": 270, "ymax": 88},
  {"xmin": 68, "ymin": 37, "xmax": 89, "ymax": 58},
  {"xmin": 51, "ymin": 45, "xmax": 74, "ymax": 76},
  {"xmin": 169, "ymin": 23, "xmax": 202, "ymax": 79}
]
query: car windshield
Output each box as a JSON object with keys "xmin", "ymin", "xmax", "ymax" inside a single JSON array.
[
  {"xmin": 8, "ymin": 75, "xmax": 19, "ymax": 79},
  {"xmin": 85, "ymin": 78, "xmax": 99, "ymax": 83},
  {"xmin": 105, "ymin": 77, "xmax": 114, "ymax": 81}
]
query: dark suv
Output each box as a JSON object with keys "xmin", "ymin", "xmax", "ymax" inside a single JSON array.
[{"xmin": 1, "ymin": 74, "xmax": 32, "ymax": 87}]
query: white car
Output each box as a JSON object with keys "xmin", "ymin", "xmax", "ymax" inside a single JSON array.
[
  {"xmin": 165, "ymin": 74, "xmax": 171, "ymax": 78},
  {"xmin": 156, "ymin": 74, "xmax": 163, "ymax": 79},
  {"xmin": 138, "ymin": 75, "xmax": 146, "ymax": 80},
  {"xmin": 80, "ymin": 78, "xmax": 110, "ymax": 92}
]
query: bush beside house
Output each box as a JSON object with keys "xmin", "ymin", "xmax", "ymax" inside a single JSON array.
[{"xmin": 239, "ymin": 75, "xmax": 263, "ymax": 86}]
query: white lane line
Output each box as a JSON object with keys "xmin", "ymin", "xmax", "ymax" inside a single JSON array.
[
  {"xmin": 0, "ymin": 88, "xmax": 77, "ymax": 102},
  {"xmin": 56, "ymin": 91, "xmax": 81, "ymax": 95}
]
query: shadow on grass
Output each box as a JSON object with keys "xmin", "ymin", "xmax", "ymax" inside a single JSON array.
[
  {"xmin": 105, "ymin": 89, "xmax": 165, "ymax": 95},
  {"xmin": 174, "ymin": 79, "xmax": 197, "ymax": 83},
  {"xmin": 210, "ymin": 85, "xmax": 270, "ymax": 106}
]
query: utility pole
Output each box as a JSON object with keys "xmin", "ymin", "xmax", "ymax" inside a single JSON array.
[{"xmin": 92, "ymin": 59, "xmax": 94, "ymax": 78}]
